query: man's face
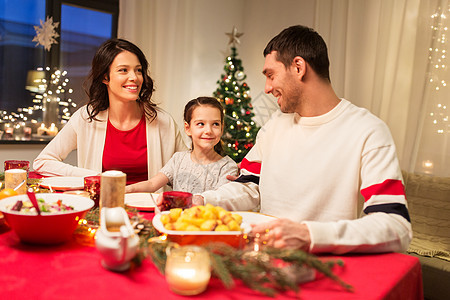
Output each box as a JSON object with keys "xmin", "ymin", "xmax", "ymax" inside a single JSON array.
[{"xmin": 262, "ymin": 51, "xmax": 302, "ymax": 113}]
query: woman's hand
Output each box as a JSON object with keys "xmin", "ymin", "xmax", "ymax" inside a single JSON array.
[
  {"xmin": 125, "ymin": 185, "xmax": 133, "ymax": 193},
  {"xmin": 251, "ymin": 218, "xmax": 311, "ymax": 251}
]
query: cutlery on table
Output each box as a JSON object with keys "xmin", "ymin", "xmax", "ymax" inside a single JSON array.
[
  {"xmin": 27, "ymin": 188, "xmax": 41, "ymax": 215},
  {"xmin": 13, "ymin": 180, "xmax": 26, "ymax": 191},
  {"xmin": 149, "ymin": 193, "xmax": 160, "ymax": 214}
]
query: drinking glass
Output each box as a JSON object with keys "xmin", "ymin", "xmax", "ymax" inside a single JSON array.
[
  {"xmin": 84, "ymin": 175, "xmax": 101, "ymax": 208},
  {"xmin": 161, "ymin": 191, "xmax": 193, "ymax": 211}
]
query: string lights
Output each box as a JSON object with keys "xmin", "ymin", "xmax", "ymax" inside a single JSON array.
[
  {"xmin": 418, "ymin": 3, "xmax": 450, "ymax": 175},
  {"xmin": 0, "ymin": 67, "xmax": 76, "ymax": 138},
  {"xmin": 427, "ymin": 4, "xmax": 449, "ymax": 135}
]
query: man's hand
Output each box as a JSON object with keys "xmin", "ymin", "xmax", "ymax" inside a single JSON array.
[
  {"xmin": 192, "ymin": 194, "xmax": 205, "ymax": 206},
  {"xmin": 251, "ymin": 218, "xmax": 311, "ymax": 252}
]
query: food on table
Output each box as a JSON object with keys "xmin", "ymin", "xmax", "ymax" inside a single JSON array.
[
  {"xmin": 0, "ymin": 189, "xmax": 19, "ymax": 218},
  {"xmin": 0, "ymin": 188, "xmax": 18, "ymax": 200},
  {"xmin": 161, "ymin": 204, "xmax": 243, "ymax": 232},
  {"xmin": 8, "ymin": 198, "xmax": 75, "ymax": 214}
]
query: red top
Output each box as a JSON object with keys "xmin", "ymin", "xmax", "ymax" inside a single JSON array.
[{"xmin": 102, "ymin": 115, "xmax": 148, "ymax": 184}]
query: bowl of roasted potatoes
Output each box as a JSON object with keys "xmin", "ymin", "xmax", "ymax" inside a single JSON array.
[{"xmin": 152, "ymin": 204, "xmax": 275, "ymax": 248}]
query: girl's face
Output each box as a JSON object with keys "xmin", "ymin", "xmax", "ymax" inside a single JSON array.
[
  {"xmin": 184, "ymin": 105, "xmax": 223, "ymax": 152},
  {"xmin": 103, "ymin": 50, "xmax": 143, "ymax": 104}
]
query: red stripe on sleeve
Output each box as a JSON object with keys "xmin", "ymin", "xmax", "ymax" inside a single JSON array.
[
  {"xmin": 361, "ymin": 179, "xmax": 405, "ymax": 202},
  {"xmin": 240, "ymin": 158, "xmax": 261, "ymax": 175}
]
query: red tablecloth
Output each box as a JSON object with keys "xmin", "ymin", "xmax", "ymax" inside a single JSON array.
[
  {"xmin": 10, "ymin": 173, "xmax": 422, "ymax": 299},
  {"xmin": 0, "ymin": 220, "xmax": 422, "ymax": 300}
]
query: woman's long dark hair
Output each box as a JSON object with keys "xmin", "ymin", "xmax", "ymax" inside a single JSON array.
[
  {"xmin": 184, "ymin": 97, "xmax": 225, "ymax": 156},
  {"xmin": 83, "ymin": 38, "xmax": 157, "ymax": 121}
]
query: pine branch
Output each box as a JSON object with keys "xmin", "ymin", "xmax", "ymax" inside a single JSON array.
[{"xmin": 76, "ymin": 208, "xmax": 352, "ymax": 297}]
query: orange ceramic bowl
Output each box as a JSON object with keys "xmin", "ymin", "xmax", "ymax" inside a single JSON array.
[
  {"xmin": 152, "ymin": 211, "xmax": 276, "ymax": 248},
  {"xmin": 0, "ymin": 193, "xmax": 94, "ymax": 244}
]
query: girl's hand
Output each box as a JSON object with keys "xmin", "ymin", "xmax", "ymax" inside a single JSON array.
[
  {"xmin": 226, "ymin": 175, "xmax": 238, "ymax": 181},
  {"xmin": 155, "ymin": 193, "xmax": 164, "ymax": 212}
]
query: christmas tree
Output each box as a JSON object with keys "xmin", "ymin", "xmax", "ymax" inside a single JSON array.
[{"xmin": 213, "ymin": 27, "xmax": 260, "ymax": 163}]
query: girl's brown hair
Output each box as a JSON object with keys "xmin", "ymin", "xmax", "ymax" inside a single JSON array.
[{"xmin": 184, "ymin": 97, "xmax": 225, "ymax": 155}]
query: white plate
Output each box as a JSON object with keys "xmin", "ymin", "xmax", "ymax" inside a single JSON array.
[
  {"xmin": 124, "ymin": 193, "xmax": 159, "ymax": 211},
  {"xmin": 39, "ymin": 176, "xmax": 84, "ymax": 191},
  {"xmin": 153, "ymin": 211, "xmax": 276, "ymax": 236}
]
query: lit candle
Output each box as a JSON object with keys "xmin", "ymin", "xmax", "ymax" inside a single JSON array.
[
  {"xmin": 165, "ymin": 246, "xmax": 211, "ymax": 295},
  {"xmin": 47, "ymin": 123, "xmax": 59, "ymax": 136},
  {"xmin": 23, "ymin": 126, "xmax": 32, "ymax": 139},
  {"xmin": 5, "ymin": 169, "xmax": 27, "ymax": 194},
  {"xmin": 37, "ymin": 123, "xmax": 47, "ymax": 135},
  {"xmin": 4, "ymin": 126, "xmax": 13, "ymax": 138},
  {"xmin": 422, "ymin": 160, "xmax": 434, "ymax": 174},
  {"xmin": 100, "ymin": 170, "xmax": 126, "ymax": 210}
]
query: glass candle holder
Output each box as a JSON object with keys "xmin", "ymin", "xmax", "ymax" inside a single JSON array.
[
  {"xmin": 4, "ymin": 127, "xmax": 13, "ymax": 139},
  {"xmin": 4, "ymin": 160, "xmax": 30, "ymax": 174},
  {"xmin": 165, "ymin": 245, "xmax": 211, "ymax": 296},
  {"xmin": 161, "ymin": 191, "xmax": 193, "ymax": 211},
  {"xmin": 23, "ymin": 127, "xmax": 32, "ymax": 139},
  {"xmin": 84, "ymin": 175, "xmax": 101, "ymax": 208}
]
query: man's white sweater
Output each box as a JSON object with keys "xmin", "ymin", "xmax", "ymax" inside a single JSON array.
[{"xmin": 202, "ymin": 99, "xmax": 412, "ymax": 254}]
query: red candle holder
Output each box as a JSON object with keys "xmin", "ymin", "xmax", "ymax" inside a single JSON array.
[
  {"xmin": 4, "ymin": 160, "xmax": 30, "ymax": 173},
  {"xmin": 84, "ymin": 175, "xmax": 101, "ymax": 208},
  {"xmin": 161, "ymin": 191, "xmax": 193, "ymax": 211}
]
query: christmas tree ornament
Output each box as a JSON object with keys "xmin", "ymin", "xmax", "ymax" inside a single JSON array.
[
  {"xmin": 225, "ymin": 98, "xmax": 234, "ymax": 105},
  {"xmin": 226, "ymin": 26, "xmax": 244, "ymax": 46}
]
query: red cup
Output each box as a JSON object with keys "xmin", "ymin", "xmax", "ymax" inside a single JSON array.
[
  {"xmin": 161, "ymin": 191, "xmax": 193, "ymax": 211},
  {"xmin": 84, "ymin": 175, "xmax": 101, "ymax": 208},
  {"xmin": 4, "ymin": 160, "xmax": 30, "ymax": 173}
]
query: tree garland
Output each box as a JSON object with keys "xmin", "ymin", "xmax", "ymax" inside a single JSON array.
[{"xmin": 128, "ymin": 210, "xmax": 353, "ymax": 297}]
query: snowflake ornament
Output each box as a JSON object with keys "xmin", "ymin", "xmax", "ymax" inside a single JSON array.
[{"xmin": 32, "ymin": 16, "xmax": 59, "ymax": 51}]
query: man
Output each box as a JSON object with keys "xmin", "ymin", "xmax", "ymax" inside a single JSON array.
[{"xmin": 196, "ymin": 25, "xmax": 412, "ymax": 254}]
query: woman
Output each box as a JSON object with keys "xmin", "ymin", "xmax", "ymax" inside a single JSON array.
[{"xmin": 33, "ymin": 39, "xmax": 187, "ymax": 187}]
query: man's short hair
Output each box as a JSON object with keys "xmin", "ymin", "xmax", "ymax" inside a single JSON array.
[{"xmin": 263, "ymin": 25, "xmax": 331, "ymax": 81}]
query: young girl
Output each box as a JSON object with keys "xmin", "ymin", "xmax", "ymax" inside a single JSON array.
[{"xmin": 126, "ymin": 97, "xmax": 238, "ymax": 194}]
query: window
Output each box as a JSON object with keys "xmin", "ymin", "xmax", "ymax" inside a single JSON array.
[
  {"xmin": 0, "ymin": 0, "xmax": 46, "ymax": 112},
  {"xmin": 0, "ymin": 0, "xmax": 118, "ymax": 142}
]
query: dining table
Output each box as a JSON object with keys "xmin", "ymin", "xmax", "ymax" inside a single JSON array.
[{"xmin": 0, "ymin": 173, "xmax": 423, "ymax": 299}]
